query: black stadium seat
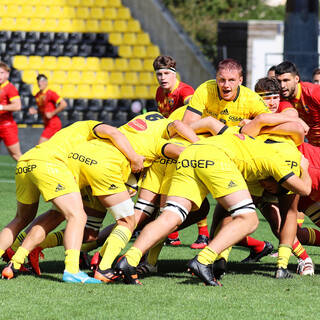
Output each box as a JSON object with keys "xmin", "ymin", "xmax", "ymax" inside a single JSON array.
[
  {"xmin": 19, "ymin": 83, "xmax": 32, "ymax": 96},
  {"xmin": 69, "ymin": 33, "xmax": 82, "ymax": 44},
  {"xmin": 11, "ymin": 31, "xmax": 25, "ymax": 43},
  {"xmin": 63, "ymin": 43, "xmax": 77, "ymax": 57},
  {"xmin": 54, "ymin": 32, "xmax": 68, "ymax": 44},
  {"xmin": 78, "ymin": 44, "xmax": 92, "ymax": 57},
  {"xmin": 9, "ymin": 69, "xmax": 22, "ymax": 83},
  {"xmin": 73, "ymin": 99, "xmax": 88, "ymax": 112},
  {"xmin": 95, "ymin": 33, "xmax": 109, "ymax": 44},
  {"xmin": 82, "ymin": 33, "xmax": 97, "ymax": 44},
  {"xmin": 6, "ymin": 42, "xmax": 20, "ymax": 56},
  {"xmin": 20, "ymin": 42, "xmax": 35, "ymax": 55},
  {"xmin": 0, "ymin": 31, "xmax": 9, "ymax": 42},
  {"xmin": 25, "ymin": 32, "xmax": 39, "ymax": 43},
  {"xmin": 88, "ymin": 99, "xmax": 103, "ymax": 112},
  {"xmin": 35, "ymin": 43, "xmax": 50, "ymax": 56},
  {"xmin": 39, "ymin": 32, "xmax": 53, "ymax": 44},
  {"xmin": 49, "ymin": 43, "xmax": 63, "ymax": 56}
]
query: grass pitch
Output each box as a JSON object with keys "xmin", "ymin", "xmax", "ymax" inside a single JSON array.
[{"xmin": 0, "ymin": 155, "xmax": 320, "ymax": 320}]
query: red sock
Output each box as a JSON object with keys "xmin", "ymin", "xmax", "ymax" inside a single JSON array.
[
  {"xmin": 168, "ymin": 231, "xmax": 179, "ymax": 240},
  {"xmin": 292, "ymin": 240, "xmax": 309, "ymax": 260},
  {"xmin": 238, "ymin": 236, "xmax": 265, "ymax": 253},
  {"xmin": 198, "ymin": 226, "xmax": 209, "ymax": 237}
]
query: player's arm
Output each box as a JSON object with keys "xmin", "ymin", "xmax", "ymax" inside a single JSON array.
[
  {"xmin": 45, "ymin": 97, "xmax": 68, "ymax": 119},
  {"xmin": 162, "ymin": 143, "xmax": 185, "ymax": 159},
  {"xmin": 190, "ymin": 116, "xmax": 224, "ymax": 135},
  {"xmin": 94, "ymin": 124, "xmax": 145, "ymax": 172},
  {"xmin": 167, "ymin": 119, "xmax": 199, "ymax": 143},
  {"xmin": 0, "ymin": 97, "xmax": 21, "ymax": 112},
  {"xmin": 281, "ymin": 155, "xmax": 312, "ymax": 196}
]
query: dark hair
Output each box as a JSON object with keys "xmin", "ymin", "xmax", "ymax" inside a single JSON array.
[
  {"xmin": 312, "ymin": 68, "xmax": 320, "ymax": 78},
  {"xmin": 216, "ymin": 58, "xmax": 243, "ymax": 77},
  {"xmin": 36, "ymin": 74, "xmax": 48, "ymax": 81},
  {"xmin": 268, "ymin": 65, "xmax": 276, "ymax": 73},
  {"xmin": 153, "ymin": 55, "xmax": 176, "ymax": 71},
  {"xmin": 0, "ymin": 61, "xmax": 10, "ymax": 73},
  {"xmin": 254, "ymin": 77, "xmax": 280, "ymax": 94},
  {"xmin": 275, "ymin": 61, "xmax": 299, "ymax": 76}
]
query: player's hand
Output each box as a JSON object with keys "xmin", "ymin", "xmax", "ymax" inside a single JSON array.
[
  {"xmin": 239, "ymin": 119, "xmax": 251, "ymax": 126},
  {"xmin": 300, "ymin": 154, "xmax": 309, "ymax": 171},
  {"xmin": 45, "ymin": 111, "xmax": 54, "ymax": 119},
  {"xmin": 29, "ymin": 107, "xmax": 37, "ymax": 114},
  {"xmin": 130, "ymin": 155, "xmax": 145, "ymax": 173},
  {"xmin": 298, "ymin": 118, "xmax": 309, "ymax": 135}
]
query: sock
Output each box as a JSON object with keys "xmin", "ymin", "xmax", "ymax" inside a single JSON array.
[
  {"xmin": 238, "ymin": 236, "xmax": 265, "ymax": 253},
  {"xmin": 168, "ymin": 231, "xmax": 179, "ymax": 240},
  {"xmin": 292, "ymin": 240, "xmax": 309, "ymax": 260},
  {"xmin": 305, "ymin": 227, "xmax": 320, "ymax": 246},
  {"xmin": 65, "ymin": 249, "xmax": 80, "ymax": 274},
  {"xmin": 197, "ymin": 218, "xmax": 209, "ymax": 237},
  {"xmin": 99, "ymin": 225, "xmax": 132, "ymax": 270},
  {"xmin": 216, "ymin": 246, "xmax": 232, "ymax": 262},
  {"xmin": 197, "ymin": 246, "xmax": 218, "ymax": 265},
  {"xmin": 11, "ymin": 246, "xmax": 29, "ymax": 270},
  {"xmin": 147, "ymin": 240, "xmax": 165, "ymax": 266},
  {"xmin": 39, "ymin": 231, "xmax": 64, "ymax": 249},
  {"xmin": 11, "ymin": 231, "xmax": 27, "ymax": 252},
  {"xmin": 277, "ymin": 244, "xmax": 292, "ymax": 269},
  {"xmin": 0, "ymin": 249, "xmax": 4, "ymax": 257},
  {"xmin": 126, "ymin": 246, "xmax": 143, "ymax": 267},
  {"xmin": 81, "ymin": 240, "xmax": 98, "ymax": 253}
]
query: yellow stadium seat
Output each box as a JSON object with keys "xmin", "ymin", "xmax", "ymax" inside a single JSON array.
[
  {"xmin": 43, "ymin": 57, "xmax": 57, "ymax": 71},
  {"xmin": 33, "ymin": 6, "xmax": 49, "ymax": 18},
  {"xmin": 128, "ymin": 59, "xmax": 143, "ymax": 71},
  {"xmin": 22, "ymin": 70, "xmax": 38, "ymax": 84},
  {"xmin": 67, "ymin": 71, "xmax": 81, "ymax": 84},
  {"xmin": 52, "ymin": 70, "xmax": 68, "ymax": 84},
  {"xmin": 100, "ymin": 58, "xmax": 115, "ymax": 71},
  {"xmin": 118, "ymin": 45, "xmax": 132, "ymax": 58},
  {"xmin": 79, "ymin": 0, "xmax": 94, "ymax": 6},
  {"xmin": 47, "ymin": 6, "xmax": 62, "ymax": 19},
  {"xmin": 86, "ymin": 20, "xmax": 100, "ymax": 33},
  {"xmin": 50, "ymin": 84, "xmax": 62, "ymax": 95},
  {"xmin": 6, "ymin": 4, "xmax": 21, "ymax": 18},
  {"xmin": 96, "ymin": 71, "xmax": 109, "ymax": 84},
  {"xmin": 107, "ymin": 0, "xmax": 121, "ymax": 7},
  {"xmin": 90, "ymin": 7, "xmax": 104, "ymax": 19},
  {"xmin": 115, "ymin": 58, "xmax": 128, "ymax": 71},
  {"xmin": 31, "ymin": 84, "xmax": 39, "ymax": 96},
  {"xmin": 120, "ymin": 85, "xmax": 134, "ymax": 99},
  {"xmin": 77, "ymin": 84, "xmax": 92, "ymax": 98},
  {"xmin": 70, "ymin": 57, "xmax": 86, "ymax": 70},
  {"xmin": 86, "ymin": 57, "xmax": 101, "ymax": 71},
  {"xmin": 100, "ymin": 20, "xmax": 113, "ymax": 33},
  {"xmin": 0, "ymin": 18, "xmax": 16, "ymax": 31},
  {"xmin": 13, "ymin": 56, "xmax": 29, "ymax": 70},
  {"xmin": 137, "ymin": 33, "xmax": 151, "ymax": 45},
  {"xmin": 28, "ymin": 56, "xmax": 44, "ymax": 70},
  {"xmin": 20, "ymin": 5, "xmax": 34, "ymax": 18},
  {"xmin": 143, "ymin": 59, "xmax": 154, "ymax": 71},
  {"xmin": 46, "ymin": 18, "xmax": 59, "ymax": 32},
  {"xmin": 28, "ymin": 0, "xmax": 41, "ymax": 4},
  {"xmin": 56, "ymin": 56, "xmax": 72, "ymax": 71},
  {"xmin": 15, "ymin": 18, "xmax": 32, "ymax": 31},
  {"xmin": 37, "ymin": 70, "xmax": 51, "ymax": 79},
  {"xmin": 110, "ymin": 71, "xmax": 124, "ymax": 85},
  {"xmin": 113, "ymin": 20, "xmax": 127, "ymax": 32},
  {"xmin": 105, "ymin": 85, "xmax": 120, "ymax": 99},
  {"xmin": 62, "ymin": 84, "xmax": 77, "ymax": 98},
  {"xmin": 109, "ymin": 33, "xmax": 123, "ymax": 46},
  {"xmin": 149, "ymin": 85, "xmax": 158, "ymax": 97},
  {"xmin": 58, "ymin": 19, "xmax": 72, "ymax": 32},
  {"xmin": 117, "ymin": 7, "xmax": 131, "ymax": 20},
  {"xmin": 124, "ymin": 72, "xmax": 138, "ymax": 85},
  {"xmin": 138, "ymin": 72, "xmax": 153, "ymax": 85},
  {"xmin": 146, "ymin": 45, "xmax": 160, "ymax": 58},
  {"xmin": 132, "ymin": 46, "xmax": 147, "ymax": 58},
  {"xmin": 127, "ymin": 20, "xmax": 141, "ymax": 32},
  {"xmin": 135, "ymin": 85, "xmax": 150, "ymax": 99},
  {"xmin": 104, "ymin": 8, "xmax": 117, "ymax": 20},
  {"xmin": 75, "ymin": 7, "xmax": 90, "ymax": 19},
  {"xmin": 71, "ymin": 19, "xmax": 86, "ymax": 32},
  {"xmin": 60, "ymin": 7, "xmax": 76, "ymax": 18},
  {"xmin": 94, "ymin": 84, "xmax": 107, "ymax": 99},
  {"xmin": 0, "ymin": 5, "xmax": 7, "ymax": 16},
  {"xmin": 29, "ymin": 18, "xmax": 46, "ymax": 32},
  {"xmin": 80, "ymin": 71, "xmax": 96, "ymax": 85},
  {"xmin": 65, "ymin": 0, "xmax": 80, "ymax": 5},
  {"xmin": 123, "ymin": 33, "xmax": 137, "ymax": 45}
]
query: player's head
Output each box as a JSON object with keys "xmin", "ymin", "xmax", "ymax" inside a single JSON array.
[
  {"xmin": 216, "ymin": 58, "xmax": 243, "ymax": 101},
  {"xmin": 312, "ymin": 68, "xmax": 320, "ymax": 85},
  {"xmin": 275, "ymin": 61, "xmax": 300, "ymax": 99},
  {"xmin": 153, "ymin": 55, "xmax": 177, "ymax": 91},
  {"xmin": 37, "ymin": 74, "xmax": 48, "ymax": 91},
  {"xmin": 267, "ymin": 65, "xmax": 276, "ymax": 78},
  {"xmin": 0, "ymin": 61, "xmax": 10, "ymax": 84},
  {"xmin": 255, "ymin": 77, "xmax": 280, "ymax": 113}
]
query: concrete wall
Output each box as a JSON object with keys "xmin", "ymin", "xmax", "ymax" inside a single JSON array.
[{"xmin": 122, "ymin": 0, "xmax": 216, "ymax": 89}]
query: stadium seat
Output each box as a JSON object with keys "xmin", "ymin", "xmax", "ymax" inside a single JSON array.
[
  {"xmin": 79, "ymin": 0, "xmax": 94, "ymax": 7},
  {"xmin": 0, "ymin": 31, "xmax": 9, "ymax": 43},
  {"xmin": 118, "ymin": 45, "xmax": 133, "ymax": 58},
  {"xmin": 52, "ymin": 70, "xmax": 68, "ymax": 84},
  {"xmin": 70, "ymin": 57, "xmax": 86, "ymax": 70},
  {"xmin": 78, "ymin": 44, "xmax": 92, "ymax": 57},
  {"xmin": 115, "ymin": 58, "xmax": 128, "ymax": 71},
  {"xmin": 143, "ymin": 59, "xmax": 154, "ymax": 71},
  {"xmin": 100, "ymin": 20, "xmax": 113, "ymax": 33},
  {"xmin": 63, "ymin": 44, "xmax": 77, "ymax": 57},
  {"xmin": 13, "ymin": 111, "xmax": 24, "ymax": 124},
  {"xmin": 88, "ymin": 99, "xmax": 103, "ymax": 112},
  {"xmin": 84, "ymin": 110, "xmax": 99, "ymax": 121},
  {"xmin": 117, "ymin": 8, "xmax": 131, "ymax": 20},
  {"xmin": 109, "ymin": 33, "xmax": 123, "ymax": 46},
  {"xmin": 54, "ymin": 32, "xmax": 68, "ymax": 44},
  {"xmin": 105, "ymin": 85, "xmax": 120, "ymax": 99},
  {"xmin": 73, "ymin": 98, "xmax": 88, "ymax": 112},
  {"xmin": 80, "ymin": 71, "xmax": 96, "ymax": 85},
  {"xmin": 104, "ymin": 8, "xmax": 117, "ymax": 19},
  {"xmin": 123, "ymin": 33, "xmax": 137, "ymax": 45},
  {"xmin": 149, "ymin": 85, "xmax": 158, "ymax": 97},
  {"xmin": 47, "ymin": 6, "xmax": 62, "ymax": 19},
  {"xmin": 68, "ymin": 71, "xmax": 81, "ymax": 84},
  {"xmin": 69, "ymin": 32, "xmax": 82, "ymax": 44},
  {"xmin": 94, "ymin": 84, "xmax": 107, "ymax": 99},
  {"xmin": 139, "ymin": 72, "xmax": 154, "ymax": 85},
  {"xmin": 46, "ymin": 19, "xmax": 59, "ymax": 32},
  {"xmin": 100, "ymin": 58, "xmax": 114, "ymax": 71},
  {"xmin": 82, "ymin": 33, "xmax": 97, "ymax": 44},
  {"xmin": 50, "ymin": 84, "xmax": 62, "ymax": 94},
  {"xmin": 106, "ymin": 0, "xmax": 121, "ymax": 7},
  {"xmin": 86, "ymin": 57, "xmax": 101, "ymax": 71},
  {"xmin": 135, "ymin": 85, "xmax": 150, "ymax": 99},
  {"xmin": 33, "ymin": 6, "xmax": 49, "ymax": 19},
  {"xmin": 86, "ymin": 20, "xmax": 100, "ymax": 33},
  {"xmin": 20, "ymin": 83, "xmax": 32, "ymax": 96},
  {"xmin": 90, "ymin": 7, "xmax": 104, "ymax": 19},
  {"xmin": 0, "ymin": 18, "xmax": 16, "ymax": 32},
  {"xmin": 62, "ymin": 84, "xmax": 77, "ymax": 98},
  {"xmin": 20, "ymin": 42, "xmax": 35, "ymax": 56},
  {"xmin": 13, "ymin": 56, "xmax": 28, "ymax": 71},
  {"xmin": 113, "ymin": 20, "xmax": 127, "ymax": 32},
  {"xmin": 120, "ymin": 85, "xmax": 135, "ymax": 99},
  {"xmin": 128, "ymin": 58, "xmax": 143, "ymax": 71},
  {"xmin": 71, "ymin": 19, "xmax": 86, "ymax": 32},
  {"xmin": 22, "ymin": 70, "xmax": 38, "ymax": 84},
  {"xmin": 146, "ymin": 45, "xmax": 160, "ymax": 57},
  {"xmin": 25, "ymin": 31, "xmax": 39, "ymax": 43},
  {"xmin": 124, "ymin": 72, "xmax": 138, "ymax": 85},
  {"xmin": 10, "ymin": 69, "xmax": 22, "ymax": 83},
  {"xmin": 56, "ymin": 56, "xmax": 72, "ymax": 70},
  {"xmin": 110, "ymin": 71, "xmax": 124, "ymax": 85},
  {"xmin": 65, "ymin": 0, "xmax": 80, "ymax": 6},
  {"xmin": 35, "ymin": 43, "xmax": 50, "ymax": 56},
  {"xmin": 59, "ymin": 19, "xmax": 73, "ymax": 32},
  {"xmin": 95, "ymin": 33, "xmax": 109, "ymax": 44},
  {"xmin": 60, "ymin": 7, "xmax": 76, "ymax": 18},
  {"xmin": 49, "ymin": 43, "xmax": 63, "ymax": 56},
  {"xmin": 6, "ymin": 4, "xmax": 21, "ymax": 18},
  {"xmin": 6, "ymin": 43, "xmax": 20, "ymax": 56},
  {"xmin": 137, "ymin": 33, "xmax": 151, "ymax": 45},
  {"xmin": 77, "ymin": 84, "xmax": 92, "ymax": 99},
  {"xmin": 127, "ymin": 20, "xmax": 141, "ymax": 32},
  {"xmin": 28, "ymin": 56, "xmax": 44, "ymax": 70},
  {"xmin": 11, "ymin": 31, "xmax": 25, "ymax": 43},
  {"xmin": 145, "ymin": 99, "xmax": 158, "ymax": 112},
  {"xmin": 29, "ymin": 18, "xmax": 46, "ymax": 32},
  {"xmin": 43, "ymin": 56, "xmax": 57, "ymax": 70},
  {"xmin": 132, "ymin": 46, "xmax": 147, "ymax": 58},
  {"xmin": 91, "ymin": 45, "xmax": 107, "ymax": 57},
  {"xmin": 95, "ymin": 71, "xmax": 109, "ymax": 84}
]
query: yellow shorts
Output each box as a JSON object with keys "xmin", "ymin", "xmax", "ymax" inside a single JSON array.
[
  {"xmin": 168, "ymin": 145, "xmax": 247, "ymax": 208},
  {"xmin": 81, "ymin": 186, "xmax": 106, "ymax": 213},
  {"xmin": 16, "ymin": 159, "xmax": 80, "ymax": 204}
]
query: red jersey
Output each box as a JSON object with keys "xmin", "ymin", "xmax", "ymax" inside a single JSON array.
[
  {"xmin": 279, "ymin": 82, "xmax": 320, "ymax": 146},
  {"xmin": 156, "ymin": 80, "xmax": 194, "ymax": 118},
  {"xmin": 0, "ymin": 81, "xmax": 20, "ymax": 126},
  {"xmin": 35, "ymin": 88, "xmax": 62, "ymax": 127}
]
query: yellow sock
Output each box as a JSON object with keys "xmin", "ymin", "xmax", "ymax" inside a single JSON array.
[
  {"xmin": 11, "ymin": 231, "xmax": 27, "ymax": 252},
  {"xmin": 65, "ymin": 249, "xmax": 80, "ymax": 274},
  {"xmin": 39, "ymin": 231, "xmax": 64, "ymax": 249},
  {"xmin": 147, "ymin": 239, "xmax": 165, "ymax": 266},
  {"xmin": 81, "ymin": 240, "xmax": 98, "ymax": 253},
  {"xmin": 277, "ymin": 244, "xmax": 292, "ymax": 269},
  {"xmin": 12, "ymin": 247, "xmax": 29, "ymax": 270},
  {"xmin": 99, "ymin": 225, "xmax": 132, "ymax": 270},
  {"xmin": 197, "ymin": 246, "xmax": 218, "ymax": 265},
  {"xmin": 216, "ymin": 246, "xmax": 232, "ymax": 262},
  {"xmin": 0, "ymin": 248, "xmax": 5, "ymax": 257},
  {"xmin": 126, "ymin": 246, "xmax": 143, "ymax": 267}
]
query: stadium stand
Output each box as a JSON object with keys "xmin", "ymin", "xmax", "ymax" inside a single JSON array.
[{"xmin": 0, "ymin": 0, "xmax": 159, "ymax": 126}]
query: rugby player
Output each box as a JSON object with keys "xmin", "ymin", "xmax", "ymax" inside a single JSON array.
[{"xmin": 312, "ymin": 68, "xmax": 320, "ymax": 85}]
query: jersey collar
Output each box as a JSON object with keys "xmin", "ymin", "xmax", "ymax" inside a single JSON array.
[
  {"xmin": 0, "ymin": 80, "xmax": 9, "ymax": 88},
  {"xmin": 292, "ymin": 83, "xmax": 301, "ymax": 103}
]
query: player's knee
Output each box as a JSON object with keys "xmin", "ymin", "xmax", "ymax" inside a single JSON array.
[{"xmin": 162, "ymin": 200, "xmax": 189, "ymax": 225}]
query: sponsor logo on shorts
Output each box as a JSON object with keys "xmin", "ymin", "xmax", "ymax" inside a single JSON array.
[
  {"xmin": 16, "ymin": 164, "xmax": 37, "ymax": 175},
  {"xmin": 109, "ymin": 184, "xmax": 118, "ymax": 190},
  {"xmin": 68, "ymin": 152, "xmax": 98, "ymax": 166},
  {"xmin": 55, "ymin": 184, "xmax": 65, "ymax": 192},
  {"xmin": 176, "ymin": 159, "xmax": 214, "ymax": 170},
  {"xmin": 228, "ymin": 180, "xmax": 237, "ymax": 188}
]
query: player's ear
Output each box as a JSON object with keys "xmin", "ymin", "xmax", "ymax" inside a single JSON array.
[{"xmin": 239, "ymin": 76, "xmax": 243, "ymax": 85}]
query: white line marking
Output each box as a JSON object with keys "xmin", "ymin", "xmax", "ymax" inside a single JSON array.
[{"xmin": 0, "ymin": 179, "xmax": 15, "ymax": 183}]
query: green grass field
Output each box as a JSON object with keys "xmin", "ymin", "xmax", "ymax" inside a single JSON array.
[{"xmin": 0, "ymin": 154, "xmax": 320, "ymax": 320}]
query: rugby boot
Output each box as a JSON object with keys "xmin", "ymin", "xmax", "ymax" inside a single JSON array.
[
  {"xmin": 211, "ymin": 258, "xmax": 227, "ymax": 280},
  {"xmin": 114, "ymin": 255, "xmax": 142, "ymax": 285},
  {"xmin": 190, "ymin": 235, "xmax": 209, "ymax": 249},
  {"xmin": 90, "ymin": 251, "xmax": 102, "ymax": 271},
  {"xmin": 275, "ymin": 267, "xmax": 293, "ymax": 279},
  {"xmin": 62, "ymin": 270, "xmax": 102, "ymax": 283},
  {"xmin": 28, "ymin": 247, "xmax": 44, "ymax": 275},
  {"xmin": 94, "ymin": 267, "xmax": 118, "ymax": 283},
  {"xmin": 241, "ymin": 241, "xmax": 273, "ymax": 263}
]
